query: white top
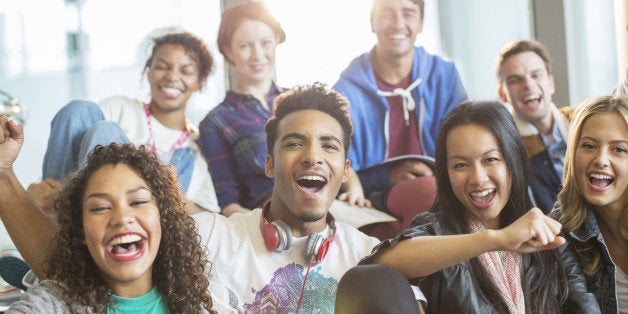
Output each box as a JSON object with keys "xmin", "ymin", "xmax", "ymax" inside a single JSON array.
[
  {"xmin": 193, "ymin": 209, "xmax": 380, "ymax": 313},
  {"xmin": 99, "ymin": 95, "xmax": 219, "ymax": 212},
  {"xmin": 617, "ymin": 266, "xmax": 628, "ymax": 314}
]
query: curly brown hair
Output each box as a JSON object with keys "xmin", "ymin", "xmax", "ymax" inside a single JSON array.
[
  {"xmin": 143, "ymin": 31, "xmax": 214, "ymax": 90},
  {"xmin": 45, "ymin": 143, "xmax": 214, "ymax": 313}
]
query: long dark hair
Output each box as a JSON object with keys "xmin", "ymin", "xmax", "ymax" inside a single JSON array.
[
  {"xmin": 433, "ymin": 100, "xmax": 568, "ymax": 313},
  {"xmin": 46, "ymin": 143, "xmax": 214, "ymax": 313}
]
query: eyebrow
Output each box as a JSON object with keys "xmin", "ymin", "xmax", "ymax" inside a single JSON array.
[
  {"xmin": 281, "ymin": 132, "xmax": 342, "ymax": 145},
  {"xmin": 84, "ymin": 186, "xmax": 151, "ymax": 201},
  {"xmin": 448, "ymin": 148, "xmax": 500, "ymax": 161},
  {"xmin": 155, "ymin": 57, "xmax": 196, "ymax": 68},
  {"xmin": 580, "ymin": 136, "xmax": 628, "ymax": 145}
]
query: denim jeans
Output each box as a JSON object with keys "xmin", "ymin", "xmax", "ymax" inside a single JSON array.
[{"xmin": 42, "ymin": 100, "xmax": 193, "ymax": 193}]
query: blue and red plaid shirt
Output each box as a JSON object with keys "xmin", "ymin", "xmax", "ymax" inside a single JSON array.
[{"xmin": 198, "ymin": 84, "xmax": 284, "ymax": 210}]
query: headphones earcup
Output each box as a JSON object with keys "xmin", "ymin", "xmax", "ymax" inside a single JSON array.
[
  {"xmin": 261, "ymin": 219, "xmax": 280, "ymax": 252},
  {"xmin": 271, "ymin": 220, "xmax": 292, "ymax": 252},
  {"xmin": 306, "ymin": 232, "xmax": 326, "ymax": 264}
]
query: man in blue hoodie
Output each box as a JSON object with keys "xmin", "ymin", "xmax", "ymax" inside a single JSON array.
[{"xmin": 334, "ymin": 0, "xmax": 467, "ymax": 239}]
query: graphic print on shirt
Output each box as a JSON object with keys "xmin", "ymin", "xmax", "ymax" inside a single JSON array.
[{"xmin": 243, "ymin": 263, "xmax": 337, "ymax": 313}]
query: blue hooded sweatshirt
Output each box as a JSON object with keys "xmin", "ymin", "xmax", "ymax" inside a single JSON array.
[{"xmin": 333, "ymin": 46, "xmax": 467, "ymax": 194}]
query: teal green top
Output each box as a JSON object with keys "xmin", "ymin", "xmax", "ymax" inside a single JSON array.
[{"xmin": 108, "ymin": 286, "xmax": 169, "ymax": 314}]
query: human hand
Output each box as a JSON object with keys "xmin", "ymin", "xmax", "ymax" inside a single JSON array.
[
  {"xmin": 497, "ymin": 207, "xmax": 565, "ymax": 253},
  {"xmin": 26, "ymin": 178, "xmax": 62, "ymax": 213},
  {"xmin": 338, "ymin": 191, "xmax": 372, "ymax": 208},
  {"xmin": 389, "ymin": 160, "xmax": 434, "ymax": 184},
  {"xmin": 0, "ymin": 115, "xmax": 24, "ymax": 172}
]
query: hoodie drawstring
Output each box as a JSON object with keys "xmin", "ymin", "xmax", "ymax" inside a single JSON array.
[{"xmin": 377, "ymin": 77, "xmax": 422, "ymax": 126}]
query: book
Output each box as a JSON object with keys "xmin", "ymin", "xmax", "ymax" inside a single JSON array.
[{"xmin": 329, "ymin": 199, "xmax": 396, "ymax": 228}]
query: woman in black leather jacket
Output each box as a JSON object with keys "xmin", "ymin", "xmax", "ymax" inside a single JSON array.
[{"xmin": 355, "ymin": 101, "xmax": 599, "ymax": 313}]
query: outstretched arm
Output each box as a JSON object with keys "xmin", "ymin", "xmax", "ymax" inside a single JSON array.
[
  {"xmin": 0, "ymin": 116, "xmax": 57, "ymax": 279},
  {"xmin": 372, "ymin": 208, "xmax": 565, "ymax": 278}
]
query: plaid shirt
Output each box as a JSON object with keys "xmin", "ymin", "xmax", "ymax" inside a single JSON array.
[{"xmin": 198, "ymin": 85, "xmax": 283, "ymax": 209}]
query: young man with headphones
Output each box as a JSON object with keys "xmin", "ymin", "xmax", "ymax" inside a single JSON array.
[
  {"xmin": 0, "ymin": 83, "xmax": 382, "ymax": 313},
  {"xmin": 193, "ymin": 83, "xmax": 381, "ymax": 313}
]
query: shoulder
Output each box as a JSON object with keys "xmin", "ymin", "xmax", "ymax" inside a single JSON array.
[
  {"xmin": 200, "ymin": 94, "xmax": 243, "ymax": 127},
  {"xmin": 7, "ymin": 280, "xmax": 75, "ymax": 313},
  {"xmin": 558, "ymin": 105, "xmax": 575, "ymax": 120},
  {"xmin": 98, "ymin": 95, "xmax": 139, "ymax": 108},
  {"xmin": 335, "ymin": 222, "xmax": 380, "ymax": 247},
  {"xmin": 334, "ymin": 50, "xmax": 374, "ymax": 90},
  {"xmin": 98, "ymin": 95, "xmax": 143, "ymax": 119}
]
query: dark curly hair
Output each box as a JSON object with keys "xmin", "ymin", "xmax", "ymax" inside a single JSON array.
[
  {"xmin": 265, "ymin": 82, "xmax": 353, "ymax": 157},
  {"xmin": 44, "ymin": 143, "xmax": 214, "ymax": 313},
  {"xmin": 143, "ymin": 31, "xmax": 214, "ymax": 89}
]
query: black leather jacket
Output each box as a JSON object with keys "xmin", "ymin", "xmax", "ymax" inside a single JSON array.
[{"xmin": 362, "ymin": 211, "xmax": 600, "ymax": 313}]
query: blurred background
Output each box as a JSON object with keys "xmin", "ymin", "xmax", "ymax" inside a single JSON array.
[{"xmin": 0, "ymin": 0, "xmax": 626, "ymax": 188}]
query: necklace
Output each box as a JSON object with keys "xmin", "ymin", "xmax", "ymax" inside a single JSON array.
[{"xmin": 143, "ymin": 103, "xmax": 190, "ymax": 154}]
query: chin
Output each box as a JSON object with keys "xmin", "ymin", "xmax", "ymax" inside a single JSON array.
[{"xmin": 296, "ymin": 210, "xmax": 325, "ymax": 223}]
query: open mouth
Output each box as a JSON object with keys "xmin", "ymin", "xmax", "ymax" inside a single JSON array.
[
  {"xmin": 469, "ymin": 189, "xmax": 496, "ymax": 208},
  {"xmin": 106, "ymin": 234, "xmax": 146, "ymax": 261},
  {"xmin": 522, "ymin": 94, "xmax": 541, "ymax": 108},
  {"xmin": 589, "ymin": 173, "xmax": 613, "ymax": 190},
  {"xmin": 296, "ymin": 175, "xmax": 327, "ymax": 193},
  {"xmin": 159, "ymin": 86, "xmax": 182, "ymax": 98}
]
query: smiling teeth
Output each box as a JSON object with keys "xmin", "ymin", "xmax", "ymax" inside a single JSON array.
[
  {"xmin": 524, "ymin": 94, "xmax": 540, "ymax": 102},
  {"xmin": 298, "ymin": 175, "xmax": 325, "ymax": 181},
  {"xmin": 590, "ymin": 173, "xmax": 612, "ymax": 180},
  {"xmin": 470, "ymin": 189, "xmax": 493, "ymax": 197},
  {"xmin": 109, "ymin": 234, "xmax": 142, "ymax": 246},
  {"xmin": 162, "ymin": 87, "xmax": 181, "ymax": 94}
]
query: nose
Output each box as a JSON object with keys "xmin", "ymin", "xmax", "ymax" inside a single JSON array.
[
  {"xmin": 164, "ymin": 68, "xmax": 179, "ymax": 82},
  {"xmin": 469, "ymin": 165, "xmax": 489, "ymax": 186},
  {"xmin": 593, "ymin": 149, "xmax": 610, "ymax": 168},
  {"xmin": 300, "ymin": 145, "xmax": 323, "ymax": 167},
  {"xmin": 251, "ymin": 43, "xmax": 263, "ymax": 60},
  {"xmin": 109, "ymin": 204, "xmax": 134, "ymax": 227},
  {"xmin": 523, "ymin": 75, "xmax": 535, "ymax": 90},
  {"xmin": 391, "ymin": 11, "xmax": 403, "ymax": 28}
]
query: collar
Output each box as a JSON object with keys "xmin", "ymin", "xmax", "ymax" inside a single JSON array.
[
  {"xmin": 227, "ymin": 82, "xmax": 283, "ymax": 110},
  {"xmin": 569, "ymin": 206, "xmax": 603, "ymax": 243},
  {"xmin": 510, "ymin": 103, "xmax": 570, "ymax": 138}
]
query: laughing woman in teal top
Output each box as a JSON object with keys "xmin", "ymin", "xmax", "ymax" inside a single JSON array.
[{"xmin": 7, "ymin": 143, "xmax": 214, "ymax": 313}]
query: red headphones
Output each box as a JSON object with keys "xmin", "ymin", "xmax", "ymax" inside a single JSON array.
[{"xmin": 260, "ymin": 202, "xmax": 336, "ymax": 264}]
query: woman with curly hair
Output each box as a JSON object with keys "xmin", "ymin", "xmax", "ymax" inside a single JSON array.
[
  {"xmin": 31, "ymin": 29, "xmax": 219, "ymax": 216},
  {"xmin": 8, "ymin": 143, "xmax": 214, "ymax": 313},
  {"xmin": 553, "ymin": 95, "xmax": 628, "ymax": 313}
]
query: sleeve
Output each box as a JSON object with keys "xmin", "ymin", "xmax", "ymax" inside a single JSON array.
[
  {"xmin": 359, "ymin": 211, "xmax": 442, "ymax": 265},
  {"xmin": 7, "ymin": 281, "xmax": 72, "ymax": 313},
  {"xmin": 98, "ymin": 95, "xmax": 134, "ymax": 122},
  {"xmin": 198, "ymin": 113, "xmax": 242, "ymax": 209},
  {"xmin": 188, "ymin": 152, "xmax": 220, "ymax": 213},
  {"xmin": 557, "ymin": 241, "xmax": 601, "ymax": 313},
  {"xmin": 355, "ymin": 163, "xmax": 392, "ymax": 196}
]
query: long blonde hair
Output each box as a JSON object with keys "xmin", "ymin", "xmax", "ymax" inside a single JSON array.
[{"xmin": 558, "ymin": 94, "xmax": 628, "ymax": 274}]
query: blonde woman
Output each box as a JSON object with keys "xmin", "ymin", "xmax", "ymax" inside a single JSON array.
[{"xmin": 553, "ymin": 95, "xmax": 628, "ymax": 313}]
